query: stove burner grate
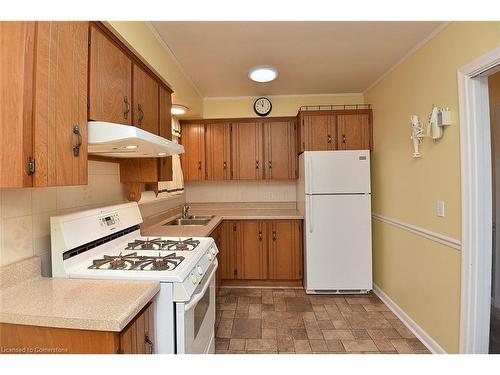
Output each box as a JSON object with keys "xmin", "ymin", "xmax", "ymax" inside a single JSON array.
[
  {"xmin": 88, "ymin": 252, "xmax": 185, "ymax": 271},
  {"xmin": 165, "ymin": 238, "xmax": 200, "ymax": 251}
]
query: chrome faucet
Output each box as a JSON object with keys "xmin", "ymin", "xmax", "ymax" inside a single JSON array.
[{"xmin": 181, "ymin": 204, "xmax": 191, "ymax": 219}]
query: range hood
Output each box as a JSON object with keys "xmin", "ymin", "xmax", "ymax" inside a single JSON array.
[{"xmin": 88, "ymin": 121, "xmax": 184, "ymax": 158}]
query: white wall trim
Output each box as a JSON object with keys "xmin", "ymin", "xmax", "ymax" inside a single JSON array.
[
  {"xmin": 373, "ymin": 284, "xmax": 447, "ymax": 354},
  {"xmin": 203, "ymin": 92, "xmax": 364, "ymax": 101},
  {"xmin": 372, "ymin": 213, "xmax": 461, "ymax": 250},
  {"xmin": 363, "ymin": 22, "xmax": 450, "ymax": 93},
  {"xmin": 457, "ymin": 47, "xmax": 500, "ymax": 354}
]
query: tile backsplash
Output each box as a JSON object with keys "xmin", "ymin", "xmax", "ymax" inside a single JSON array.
[
  {"xmin": 0, "ymin": 161, "xmax": 127, "ymax": 276},
  {"xmin": 185, "ymin": 180, "xmax": 297, "ymax": 203}
]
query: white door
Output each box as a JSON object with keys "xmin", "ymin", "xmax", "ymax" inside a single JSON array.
[
  {"xmin": 304, "ymin": 150, "xmax": 371, "ymax": 194},
  {"xmin": 304, "ymin": 194, "xmax": 372, "ymax": 292}
]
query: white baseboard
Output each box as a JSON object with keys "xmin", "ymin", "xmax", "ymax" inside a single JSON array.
[{"xmin": 373, "ymin": 284, "xmax": 447, "ymax": 354}]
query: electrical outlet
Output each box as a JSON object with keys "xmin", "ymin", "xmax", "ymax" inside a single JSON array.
[{"xmin": 436, "ymin": 200, "xmax": 445, "ymax": 217}]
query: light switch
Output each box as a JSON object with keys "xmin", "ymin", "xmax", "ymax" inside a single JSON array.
[{"xmin": 436, "ymin": 200, "xmax": 445, "ymax": 217}]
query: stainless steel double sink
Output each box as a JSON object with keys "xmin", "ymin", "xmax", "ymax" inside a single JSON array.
[{"xmin": 164, "ymin": 215, "xmax": 215, "ymax": 226}]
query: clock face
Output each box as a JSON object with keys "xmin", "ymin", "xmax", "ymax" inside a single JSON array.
[{"xmin": 254, "ymin": 97, "xmax": 272, "ymax": 116}]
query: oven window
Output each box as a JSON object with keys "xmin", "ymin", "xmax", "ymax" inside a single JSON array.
[{"xmin": 194, "ymin": 286, "xmax": 210, "ymax": 338}]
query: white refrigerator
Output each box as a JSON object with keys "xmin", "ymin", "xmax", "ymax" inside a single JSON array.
[{"xmin": 297, "ymin": 150, "xmax": 372, "ymax": 294}]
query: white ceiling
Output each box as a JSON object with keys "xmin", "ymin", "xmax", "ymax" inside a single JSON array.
[{"xmin": 151, "ymin": 21, "xmax": 443, "ymax": 97}]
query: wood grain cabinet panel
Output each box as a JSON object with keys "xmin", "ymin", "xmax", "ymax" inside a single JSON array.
[
  {"xmin": 267, "ymin": 220, "xmax": 302, "ymax": 280},
  {"xmin": 33, "ymin": 21, "xmax": 89, "ymax": 187},
  {"xmin": 119, "ymin": 303, "xmax": 155, "ymax": 354},
  {"xmin": 180, "ymin": 123, "xmax": 205, "ymax": 181},
  {"xmin": 264, "ymin": 121, "xmax": 296, "ymax": 179},
  {"xmin": 206, "ymin": 123, "xmax": 231, "ymax": 180},
  {"xmin": 217, "ymin": 221, "xmax": 239, "ymax": 280},
  {"xmin": 231, "ymin": 122, "xmax": 264, "ymax": 180},
  {"xmin": 133, "ymin": 64, "xmax": 159, "ymax": 134},
  {"xmin": 239, "ymin": 221, "xmax": 267, "ymax": 280},
  {"xmin": 0, "ymin": 21, "xmax": 36, "ymax": 188},
  {"xmin": 158, "ymin": 86, "xmax": 173, "ymax": 181},
  {"xmin": 337, "ymin": 113, "xmax": 371, "ymax": 150},
  {"xmin": 89, "ymin": 24, "xmax": 132, "ymax": 124},
  {"xmin": 303, "ymin": 114, "xmax": 336, "ymax": 151}
]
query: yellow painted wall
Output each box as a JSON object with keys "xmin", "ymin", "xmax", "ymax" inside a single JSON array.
[
  {"xmin": 105, "ymin": 21, "xmax": 203, "ymax": 118},
  {"xmin": 203, "ymin": 94, "xmax": 364, "ymax": 118},
  {"xmin": 365, "ymin": 22, "xmax": 500, "ymax": 353}
]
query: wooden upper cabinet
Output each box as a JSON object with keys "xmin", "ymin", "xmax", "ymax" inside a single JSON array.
[
  {"xmin": 89, "ymin": 24, "xmax": 132, "ymax": 124},
  {"xmin": 0, "ymin": 22, "xmax": 35, "ymax": 188},
  {"xmin": 158, "ymin": 86, "xmax": 173, "ymax": 181},
  {"xmin": 268, "ymin": 221, "xmax": 302, "ymax": 280},
  {"xmin": 133, "ymin": 64, "xmax": 159, "ymax": 134},
  {"xmin": 33, "ymin": 22, "xmax": 89, "ymax": 187},
  {"xmin": 302, "ymin": 114, "xmax": 336, "ymax": 151},
  {"xmin": 264, "ymin": 121, "xmax": 296, "ymax": 179},
  {"xmin": 232, "ymin": 122, "xmax": 264, "ymax": 180},
  {"xmin": 238, "ymin": 221, "xmax": 267, "ymax": 280},
  {"xmin": 206, "ymin": 123, "xmax": 231, "ymax": 180},
  {"xmin": 337, "ymin": 112, "xmax": 371, "ymax": 150},
  {"xmin": 180, "ymin": 123, "xmax": 205, "ymax": 181}
]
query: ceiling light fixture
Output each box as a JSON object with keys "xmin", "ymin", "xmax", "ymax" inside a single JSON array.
[
  {"xmin": 248, "ymin": 66, "xmax": 278, "ymax": 83},
  {"xmin": 125, "ymin": 145, "xmax": 138, "ymax": 150},
  {"xmin": 158, "ymin": 152, "xmax": 167, "ymax": 157},
  {"xmin": 171, "ymin": 104, "xmax": 189, "ymax": 116}
]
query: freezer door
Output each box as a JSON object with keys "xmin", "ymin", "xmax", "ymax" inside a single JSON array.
[
  {"xmin": 304, "ymin": 151, "xmax": 371, "ymax": 194},
  {"xmin": 304, "ymin": 194, "xmax": 372, "ymax": 292}
]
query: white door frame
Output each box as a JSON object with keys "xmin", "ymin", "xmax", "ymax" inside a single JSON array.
[{"xmin": 458, "ymin": 46, "xmax": 500, "ymax": 353}]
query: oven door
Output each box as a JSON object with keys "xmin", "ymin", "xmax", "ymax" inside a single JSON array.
[{"xmin": 175, "ymin": 259, "xmax": 218, "ymax": 354}]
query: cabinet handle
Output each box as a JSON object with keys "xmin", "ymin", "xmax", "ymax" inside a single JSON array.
[
  {"xmin": 272, "ymin": 231, "xmax": 277, "ymax": 241},
  {"xmin": 342, "ymin": 134, "xmax": 346, "ymax": 144},
  {"xmin": 145, "ymin": 335, "xmax": 153, "ymax": 354},
  {"xmin": 268, "ymin": 160, "xmax": 272, "ymax": 170},
  {"xmin": 72, "ymin": 125, "xmax": 82, "ymax": 157},
  {"xmin": 327, "ymin": 134, "xmax": 332, "ymax": 144},
  {"xmin": 258, "ymin": 231, "xmax": 262, "ymax": 241},
  {"xmin": 123, "ymin": 96, "xmax": 130, "ymax": 119},
  {"xmin": 137, "ymin": 104, "xmax": 144, "ymax": 126},
  {"xmin": 198, "ymin": 161, "xmax": 202, "ymax": 170},
  {"xmin": 223, "ymin": 161, "xmax": 227, "ymax": 169},
  {"xmin": 255, "ymin": 160, "xmax": 259, "ymax": 170}
]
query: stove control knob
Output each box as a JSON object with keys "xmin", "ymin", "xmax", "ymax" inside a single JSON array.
[
  {"xmin": 207, "ymin": 253, "xmax": 213, "ymax": 261},
  {"xmin": 211, "ymin": 247, "xmax": 217, "ymax": 256},
  {"xmin": 190, "ymin": 274, "xmax": 198, "ymax": 285},
  {"xmin": 196, "ymin": 265, "xmax": 203, "ymax": 275}
]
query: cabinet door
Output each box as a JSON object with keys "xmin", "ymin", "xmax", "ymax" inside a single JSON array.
[
  {"xmin": 239, "ymin": 221, "xmax": 267, "ymax": 280},
  {"xmin": 337, "ymin": 113, "xmax": 371, "ymax": 150},
  {"xmin": 89, "ymin": 25, "xmax": 132, "ymax": 124},
  {"xmin": 0, "ymin": 22, "xmax": 35, "ymax": 188},
  {"xmin": 133, "ymin": 64, "xmax": 159, "ymax": 134},
  {"xmin": 206, "ymin": 123, "xmax": 231, "ymax": 180},
  {"xmin": 264, "ymin": 121, "xmax": 296, "ymax": 179},
  {"xmin": 119, "ymin": 303, "xmax": 154, "ymax": 354},
  {"xmin": 33, "ymin": 21, "xmax": 89, "ymax": 187},
  {"xmin": 216, "ymin": 222, "xmax": 237, "ymax": 280},
  {"xmin": 180, "ymin": 123, "xmax": 205, "ymax": 181},
  {"xmin": 304, "ymin": 114, "xmax": 334, "ymax": 151},
  {"xmin": 158, "ymin": 86, "xmax": 172, "ymax": 181},
  {"xmin": 268, "ymin": 221, "xmax": 302, "ymax": 280},
  {"xmin": 231, "ymin": 122, "xmax": 263, "ymax": 180}
]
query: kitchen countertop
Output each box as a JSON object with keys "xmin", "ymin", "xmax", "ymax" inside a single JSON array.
[
  {"xmin": 141, "ymin": 204, "xmax": 303, "ymax": 237},
  {"xmin": 0, "ymin": 257, "xmax": 160, "ymax": 332}
]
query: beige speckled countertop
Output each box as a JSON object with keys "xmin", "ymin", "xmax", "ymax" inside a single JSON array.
[
  {"xmin": 141, "ymin": 202, "xmax": 303, "ymax": 237},
  {"xmin": 0, "ymin": 257, "xmax": 160, "ymax": 332}
]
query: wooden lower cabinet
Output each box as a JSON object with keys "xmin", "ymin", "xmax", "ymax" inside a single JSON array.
[
  {"xmin": 0, "ymin": 303, "xmax": 154, "ymax": 354},
  {"xmin": 213, "ymin": 219, "xmax": 302, "ymax": 283}
]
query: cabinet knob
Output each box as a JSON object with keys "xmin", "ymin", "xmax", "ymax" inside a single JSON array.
[
  {"xmin": 145, "ymin": 335, "xmax": 153, "ymax": 354},
  {"xmin": 268, "ymin": 160, "xmax": 272, "ymax": 169},
  {"xmin": 342, "ymin": 134, "xmax": 346, "ymax": 144},
  {"xmin": 72, "ymin": 125, "xmax": 82, "ymax": 157},
  {"xmin": 258, "ymin": 231, "xmax": 263, "ymax": 241},
  {"xmin": 223, "ymin": 161, "xmax": 227, "ymax": 169},
  {"xmin": 123, "ymin": 96, "xmax": 130, "ymax": 119},
  {"xmin": 255, "ymin": 160, "xmax": 260, "ymax": 170},
  {"xmin": 198, "ymin": 161, "xmax": 202, "ymax": 170},
  {"xmin": 272, "ymin": 231, "xmax": 277, "ymax": 241},
  {"xmin": 327, "ymin": 134, "xmax": 332, "ymax": 144}
]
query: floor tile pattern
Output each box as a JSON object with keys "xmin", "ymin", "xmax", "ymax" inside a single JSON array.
[{"xmin": 215, "ymin": 288, "xmax": 431, "ymax": 354}]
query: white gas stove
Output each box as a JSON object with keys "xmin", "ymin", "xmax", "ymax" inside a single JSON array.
[{"xmin": 50, "ymin": 202, "xmax": 218, "ymax": 354}]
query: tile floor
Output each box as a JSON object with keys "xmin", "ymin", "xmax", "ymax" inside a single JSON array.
[{"xmin": 215, "ymin": 287, "xmax": 431, "ymax": 354}]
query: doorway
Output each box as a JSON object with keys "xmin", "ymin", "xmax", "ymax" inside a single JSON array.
[{"xmin": 489, "ymin": 71, "xmax": 500, "ymax": 353}]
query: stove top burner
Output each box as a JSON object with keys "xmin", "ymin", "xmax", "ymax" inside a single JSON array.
[
  {"xmin": 88, "ymin": 252, "xmax": 185, "ymax": 271},
  {"xmin": 123, "ymin": 237, "xmax": 200, "ymax": 251}
]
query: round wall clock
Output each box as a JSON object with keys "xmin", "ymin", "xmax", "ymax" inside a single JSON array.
[{"xmin": 253, "ymin": 97, "xmax": 272, "ymax": 117}]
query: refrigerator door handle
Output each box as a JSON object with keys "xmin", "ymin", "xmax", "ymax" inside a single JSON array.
[
  {"xmin": 308, "ymin": 196, "xmax": 313, "ymax": 233},
  {"xmin": 308, "ymin": 157, "xmax": 313, "ymax": 193}
]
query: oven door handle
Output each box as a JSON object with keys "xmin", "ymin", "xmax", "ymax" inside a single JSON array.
[{"xmin": 184, "ymin": 259, "xmax": 218, "ymax": 311}]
